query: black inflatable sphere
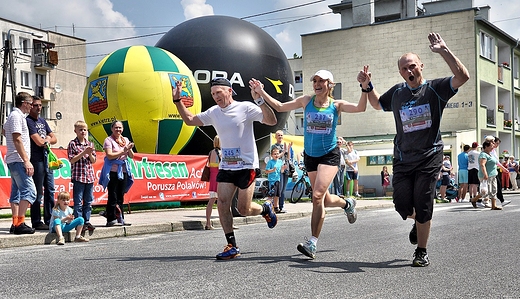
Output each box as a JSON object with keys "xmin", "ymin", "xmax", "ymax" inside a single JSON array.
[{"xmin": 155, "ymin": 15, "xmax": 293, "ymax": 156}]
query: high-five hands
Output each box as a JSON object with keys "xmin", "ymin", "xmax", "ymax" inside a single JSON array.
[{"xmin": 357, "ymin": 65, "xmax": 371, "ymax": 88}]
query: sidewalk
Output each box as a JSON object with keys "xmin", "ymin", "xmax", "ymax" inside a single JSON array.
[{"xmin": 0, "ymin": 199, "xmax": 395, "ymax": 249}]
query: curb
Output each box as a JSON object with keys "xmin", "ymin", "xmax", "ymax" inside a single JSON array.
[{"xmin": 0, "ymin": 203, "xmax": 395, "ymax": 249}]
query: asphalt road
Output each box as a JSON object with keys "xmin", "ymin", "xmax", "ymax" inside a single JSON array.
[{"xmin": 2, "ymin": 195, "xmax": 519, "ymax": 299}]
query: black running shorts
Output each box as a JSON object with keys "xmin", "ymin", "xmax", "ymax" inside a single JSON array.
[{"xmin": 216, "ymin": 169, "xmax": 256, "ymax": 189}]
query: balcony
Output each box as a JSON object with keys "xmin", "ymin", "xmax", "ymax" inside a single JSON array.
[
  {"xmin": 504, "ymin": 119, "xmax": 512, "ymax": 129},
  {"xmin": 486, "ymin": 108, "xmax": 495, "ymax": 126},
  {"xmin": 35, "ymin": 86, "xmax": 55, "ymax": 100},
  {"xmin": 34, "ymin": 50, "xmax": 58, "ymax": 70}
]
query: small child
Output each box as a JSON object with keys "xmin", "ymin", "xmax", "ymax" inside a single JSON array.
[
  {"xmin": 265, "ymin": 148, "xmax": 287, "ymax": 212},
  {"xmin": 67, "ymin": 120, "xmax": 97, "ymax": 232},
  {"xmin": 50, "ymin": 191, "xmax": 89, "ymax": 245}
]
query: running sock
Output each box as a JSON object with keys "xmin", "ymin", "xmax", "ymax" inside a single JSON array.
[
  {"xmin": 261, "ymin": 204, "xmax": 269, "ymax": 215},
  {"xmin": 342, "ymin": 199, "xmax": 349, "ymax": 210},
  {"xmin": 225, "ymin": 232, "xmax": 237, "ymax": 248},
  {"xmin": 12, "ymin": 216, "xmax": 18, "ymax": 226},
  {"xmin": 309, "ymin": 236, "xmax": 318, "ymax": 245}
]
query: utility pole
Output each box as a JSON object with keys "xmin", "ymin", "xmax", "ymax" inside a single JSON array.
[
  {"xmin": 0, "ymin": 29, "xmax": 43, "ymax": 145},
  {"xmin": 0, "ymin": 39, "xmax": 11, "ymax": 145}
]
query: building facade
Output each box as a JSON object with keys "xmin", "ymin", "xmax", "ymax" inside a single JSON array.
[
  {"xmin": 290, "ymin": 0, "xmax": 520, "ymax": 190},
  {"xmin": 1, "ymin": 18, "xmax": 86, "ymax": 149}
]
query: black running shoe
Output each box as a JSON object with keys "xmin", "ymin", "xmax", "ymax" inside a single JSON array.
[
  {"xmin": 412, "ymin": 248, "xmax": 430, "ymax": 267},
  {"xmin": 409, "ymin": 223, "xmax": 417, "ymax": 245},
  {"xmin": 13, "ymin": 223, "xmax": 36, "ymax": 235}
]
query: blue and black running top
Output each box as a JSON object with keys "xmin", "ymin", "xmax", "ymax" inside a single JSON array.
[
  {"xmin": 379, "ymin": 77, "xmax": 457, "ymax": 165},
  {"xmin": 303, "ymin": 96, "xmax": 338, "ymax": 157}
]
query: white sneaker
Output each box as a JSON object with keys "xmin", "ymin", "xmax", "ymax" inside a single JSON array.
[{"xmin": 502, "ymin": 200, "xmax": 511, "ymax": 207}]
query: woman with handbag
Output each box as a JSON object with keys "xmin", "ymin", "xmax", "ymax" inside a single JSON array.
[{"xmin": 205, "ymin": 135, "xmax": 221, "ymax": 230}]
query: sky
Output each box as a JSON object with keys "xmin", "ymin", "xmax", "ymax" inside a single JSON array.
[{"xmin": 0, "ymin": 0, "xmax": 519, "ymax": 76}]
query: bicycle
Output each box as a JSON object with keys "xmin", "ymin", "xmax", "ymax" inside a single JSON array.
[{"xmin": 289, "ymin": 166, "xmax": 312, "ymax": 203}]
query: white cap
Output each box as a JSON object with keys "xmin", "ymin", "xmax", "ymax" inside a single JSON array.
[{"xmin": 310, "ymin": 70, "xmax": 334, "ymax": 83}]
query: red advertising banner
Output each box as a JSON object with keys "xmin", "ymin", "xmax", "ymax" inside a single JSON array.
[{"xmin": 0, "ymin": 146, "xmax": 209, "ymax": 209}]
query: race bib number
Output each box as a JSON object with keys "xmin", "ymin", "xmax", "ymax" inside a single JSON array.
[
  {"xmin": 400, "ymin": 103, "xmax": 432, "ymax": 133},
  {"xmin": 306, "ymin": 111, "xmax": 333, "ymax": 134},
  {"xmin": 222, "ymin": 147, "xmax": 243, "ymax": 168}
]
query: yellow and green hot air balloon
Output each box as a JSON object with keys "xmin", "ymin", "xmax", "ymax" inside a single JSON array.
[{"xmin": 83, "ymin": 45, "xmax": 201, "ymax": 154}]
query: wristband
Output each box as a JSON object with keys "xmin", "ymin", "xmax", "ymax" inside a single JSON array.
[
  {"xmin": 360, "ymin": 81, "xmax": 373, "ymax": 93},
  {"xmin": 173, "ymin": 99, "xmax": 181, "ymax": 103},
  {"xmin": 254, "ymin": 97, "xmax": 265, "ymax": 106}
]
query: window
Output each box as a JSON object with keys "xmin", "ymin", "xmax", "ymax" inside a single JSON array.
[
  {"xmin": 1, "ymin": 32, "xmax": 7, "ymax": 44},
  {"xmin": 41, "ymin": 104, "xmax": 49, "ymax": 119},
  {"xmin": 20, "ymin": 71, "xmax": 30, "ymax": 88},
  {"xmin": 19, "ymin": 37, "xmax": 30, "ymax": 55},
  {"xmin": 480, "ymin": 31, "xmax": 494, "ymax": 60},
  {"xmin": 332, "ymin": 82, "xmax": 342, "ymax": 100},
  {"xmin": 367, "ymin": 155, "xmax": 393, "ymax": 165},
  {"xmin": 35, "ymin": 73, "xmax": 46, "ymax": 88}
]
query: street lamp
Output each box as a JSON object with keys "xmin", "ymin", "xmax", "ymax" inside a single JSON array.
[{"xmin": 0, "ymin": 28, "xmax": 43, "ymax": 145}]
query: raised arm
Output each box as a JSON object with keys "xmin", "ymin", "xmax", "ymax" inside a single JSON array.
[
  {"xmin": 357, "ymin": 65, "xmax": 382, "ymax": 110},
  {"xmin": 249, "ymin": 78, "xmax": 308, "ymax": 112},
  {"xmin": 250, "ymin": 86, "xmax": 277, "ymax": 126},
  {"xmin": 428, "ymin": 32, "xmax": 470, "ymax": 90},
  {"xmin": 172, "ymin": 81, "xmax": 204, "ymax": 126},
  {"xmin": 335, "ymin": 91, "xmax": 368, "ymax": 113}
]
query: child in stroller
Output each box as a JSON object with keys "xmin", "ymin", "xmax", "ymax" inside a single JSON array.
[{"xmin": 435, "ymin": 177, "xmax": 459, "ymax": 202}]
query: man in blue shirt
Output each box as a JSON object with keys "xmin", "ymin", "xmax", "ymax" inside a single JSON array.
[
  {"xmin": 26, "ymin": 96, "xmax": 57, "ymax": 230},
  {"xmin": 457, "ymin": 144, "xmax": 470, "ymax": 201}
]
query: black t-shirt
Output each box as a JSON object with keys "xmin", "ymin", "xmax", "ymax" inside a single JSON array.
[
  {"xmin": 379, "ymin": 77, "xmax": 456, "ymax": 166},
  {"xmin": 26, "ymin": 115, "xmax": 52, "ymax": 162}
]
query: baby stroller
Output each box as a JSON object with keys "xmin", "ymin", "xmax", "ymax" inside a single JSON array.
[{"xmin": 435, "ymin": 177, "xmax": 459, "ymax": 202}]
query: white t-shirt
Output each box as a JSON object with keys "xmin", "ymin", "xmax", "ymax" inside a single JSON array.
[
  {"xmin": 467, "ymin": 149, "xmax": 480, "ymax": 170},
  {"xmin": 197, "ymin": 101, "xmax": 263, "ymax": 170},
  {"xmin": 345, "ymin": 149, "xmax": 359, "ymax": 171},
  {"xmin": 4, "ymin": 107, "xmax": 31, "ymax": 164}
]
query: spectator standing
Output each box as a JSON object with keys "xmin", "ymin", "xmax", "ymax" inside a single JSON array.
[
  {"xmin": 381, "ymin": 166, "xmax": 390, "ymax": 197},
  {"xmin": 507, "ymin": 156, "xmax": 518, "ymax": 190},
  {"xmin": 333, "ymin": 137, "xmax": 347, "ymax": 196},
  {"xmin": 4, "ymin": 92, "xmax": 37, "ymax": 234},
  {"xmin": 439, "ymin": 156, "xmax": 453, "ymax": 202},
  {"xmin": 99, "ymin": 120, "xmax": 134, "ymax": 227},
  {"xmin": 205, "ymin": 135, "xmax": 221, "ymax": 230},
  {"xmin": 457, "ymin": 145, "xmax": 470, "ymax": 201},
  {"xmin": 67, "ymin": 120, "xmax": 97, "ymax": 232},
  {"xmin": 467, "ymin": 142, "xmax": 480, "ymax": 201},
  {"xmin": 345, "ymin": 141, "xmax": 361, "ymax": 197},
  {"xmin": 265, "ymin": 147, "xmax": 287, "ymax": 211},
  {"xmin": 26, "ymin": 96, "xmax": 56, "ymax": 230},
  {"xmin": 472, "ymin": 140, "xmax": 501, "ymax": 210},
  {"xmin": 500, "ymin": 156, "xmax": 510, "ymax": 190},
  {"xmin": 489, "ymin": 136, "xmax": 511, "ymax": 207},
  {"xmin": 270, "ymin": 130, "xmax": 292, "ymax": 213},
  {"xmin": 359, "ymin": 32, "xmax": 470, "ymax": 267}
]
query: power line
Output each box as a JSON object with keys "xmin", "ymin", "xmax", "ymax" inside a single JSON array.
[
  {"xmin": 241, "ymin": 0, "xmax": 326, "ymax": 19},
  {"xmin": 260, "ymin": 12, "xmax": 332, "ymax": 29}
]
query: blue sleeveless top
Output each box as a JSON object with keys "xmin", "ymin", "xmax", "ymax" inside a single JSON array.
[{"xmin": 303, "ymin": 96, "xmax": 338, "ymax": 157}]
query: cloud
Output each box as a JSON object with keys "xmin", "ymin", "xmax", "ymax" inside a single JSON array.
[
  {"xmin": 0, "ymin": 0, "xmax": 137, "ymax": 73},
  {"xmin": 267, "ymin": 0, "xmax": 340, "ymax": 56},
  {"xmin": 181, "ymin": 0, "xmax": 214, "ymax": 20}
]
